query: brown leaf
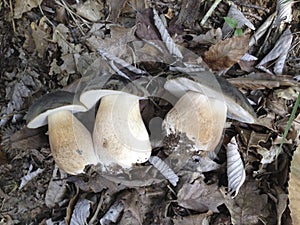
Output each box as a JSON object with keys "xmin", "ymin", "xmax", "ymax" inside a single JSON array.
[
  {"xmin": 289, "ymin": 147, "xmax": 300, "ymax": 225},
  {"xmin": 228, "ymin": 73, "xmax": 299, "ymax": 90},
  {"xmin": 177, "ymin": 177, "xmax": 224, "ymax": 213},
  {"xmin": 221, "ymin": 179, "xmax": 270, "ymax": 225},
  {"xmin": 204, "ymin": 35, "xmax": 249, "ymax": 71}
]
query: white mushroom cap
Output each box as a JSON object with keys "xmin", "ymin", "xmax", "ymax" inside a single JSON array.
[
  {"xmin": 163, "ymin": 91, "xmax": 227, "ymax": 152},
  {"xmin": 48, "ymin": 110, "xmax": 98, "ymax": 174},
  {"xmin": 27, "ymin": 91, "xmax": 87, "ymax": 128},
  {"xmin": 93, "ymin": 93, "xmax": 152, "ymax": 168},
  {"xmin": 164, "ymin": 74, "xmax": 256, "ymax": 123}
]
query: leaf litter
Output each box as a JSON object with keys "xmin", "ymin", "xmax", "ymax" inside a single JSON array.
[{"xmin": 0, "ymin": 0, "xmax": 299, "ymax": 224}]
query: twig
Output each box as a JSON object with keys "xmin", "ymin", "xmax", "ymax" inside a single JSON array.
[
  {"xmin": 200, "ymin": 0, "xmax": 222, "ymax": 26},
  {"xmin": 9, "ymin": 0, "xmax": 16, "ymax": 33}
]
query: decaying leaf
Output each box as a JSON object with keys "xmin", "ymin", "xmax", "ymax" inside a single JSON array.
[
  {"xmin": 14, "ymin": 0, "xmax": 43, "ymax": 19},
  {"xmin": 177, "ymin": 176, "xmax": 224, "ymax": 213},
  {"xmin": 256, "ymin": 28, "xmax": 293, "ymax": 75},
  {"xmin": 226, "ymin": 137, "xmax": 246, "ymax": 198},
  {"xmin": 45, "ymin": 166, "xmax": 68, "ymax": 208},
  {"xmin": 228, "ymin": 73, "xmax": 299, "ymax": 90},
  {"xmin": 204, "ymin": 35, "xmax": 249, "ymax": 71},
  {"xmin": 222, "ymin": 3, "xmax": 255, "ymax": 37},
  {"xmin": 249, "ymin": 12, "xmax": 276, "ymax": 47},
  {"xmin": 74, "ymin": 0, "xmax": 104, "ymax": 22},
  {"xmin": 275, "ymin": 0, "xmax": 293, "ymax": 25},
  {"xmin": 152, "ymin": 8, "xmax": 183, "ymax": 59},
  {"xmin": 70, "ymin": 199, "xmax": 91, "ymax": 225},
  {"xmin": 0, "ymin": 70, "xmax": 42, "ymax": 126},
  {"xmin": 100, "ymin": 201, "xmax": 124, "ymax": 225},
  {"xmin": 149, "ymin": 156, "xmax": 179, "ymax": 186},
  {"xmin": 19, "ymin": 164, "xmax": 44, "ymax": 190},
  {"xmin": 221, "ymin": 179, "xmax": 270, "ymax": 225},
  {"xmin": 172, "ymin": 213, "xmax": 211, "ymax": 225},
  {"xmin": 30, "ymin": 17, "xmax": 51, "ymax": 58},
  {"xmin": 288, "ymin": 146, "xmax": 300, "ymax": 225}
]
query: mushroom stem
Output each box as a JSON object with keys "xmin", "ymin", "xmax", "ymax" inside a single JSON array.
[
  {"xmin": 163, "ymin": 91, "xmax": 227, "ymax": 152},
  {"xmin": 93, "ymin": 93, "xmax": 152, "ymax": 168},
  {"xmin": 48, "ymin": 110, "xmax": 98, "ymax": 175}
]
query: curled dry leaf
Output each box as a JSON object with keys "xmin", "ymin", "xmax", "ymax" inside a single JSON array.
[
  {"xmin": 70, "ymin": 199, "xmax": 91, "ymax": 225},
  {"xmin": 275, "ymin": 0, "xmax": 293, "ymax": 25},
  {"xmin": 148, "ymin": 156, "xmax": 179, "ymax": 186},
  {"xmin": 249, "ymin": 12, "xmax": 276, "ymax": 47},
  {"xmin": 226, "ymin": 137, "xmax": 246, "ymax": 198},
  {"xmin": 152, "ymin": 8, "xmax": 183, "ymax": 59},
  {"xmin": 204, "ymin": 35, "xmax": 249, "ymax": 71},
  {"xmin": 256, "ymin": 28, "xmax": 293, "ymax": 75}
]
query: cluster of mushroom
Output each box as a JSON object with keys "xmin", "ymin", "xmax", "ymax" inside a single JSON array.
[
  {"xmin": 27, "ymin": 86, "xmax": 151, "ymax": 175},
  {"xmin": 26, "ymin": 73, "xmax": 256, "ymax": 176}
]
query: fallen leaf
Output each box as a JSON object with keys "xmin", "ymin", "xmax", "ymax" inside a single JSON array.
[
  {"xmin": 226, "ymin": 137, "xmax": 246, "ymax": 198},
  {"xmin": 45, "ymin": 166, "xmax": 68, "ymax": 208},
  {"xmin": 14, "ymin": 0, "xmax": 43, "ymax": 19},
  {"xmin": 70, "ymin": 199, "xmax": 91, "ymax": 225},
  {"xmin": 204, "ymin": 35, "xmax": 249, "ymax": 71},
  {"xmin": 221, "ymin": 179, "xmax": 270, "ymax": 225},
  {"xmin": 288, "ymin": 146, "xmax": 300, "ymax": 225},
  {"xmin": 177, "ymin": 176, "xmax": 224, "ymax": 213},
  {"xmin": 228, "ymin": 73, "xmax": 299, "ymax": 90},
  {"xmin": 74, "ymin": 0, "xmax": 104, "ymax": 22},
  {"xmin": 30, "ymin": 17, "xmax": 51, "ymax": 58},
  {"xmin": 172, "ymin": 213, "xmax": 211, "ymax": 225},
  {"xmin": 256, "ymin": 28, "xmax": 293, "ymax": 75}
]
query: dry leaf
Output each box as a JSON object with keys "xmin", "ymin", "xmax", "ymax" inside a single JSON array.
[
  {"xmin": 226, "ymin": 137, "xmax": 246, "ymax": 198},
  {"xmin": 45, "ymin": 166, "xmax": 68, "ymax": 208},
  {"xmin": 177, "ymin": 177, "xmax": 224, "ymax": 213},
  {"xmin": 30, "ymin": 17, "xmax": 51, "ymax": 58},
  {"xmin": 228, "ymin": 73, "xmax": 299, "ymax": 90},
  {"xmin": 221, "ymin": 179, "xmax": 270, "ymax": 225},
  {"xmin": 70, "ymin": 199, "xmax": 91, "ymax": 225},
  {"xmin": 288, "ymin": 147, "xmax": 300, "ymax": 225},
  {"xmin": 256, "ymin": 28, "xmax": 293, "ymax": 75},
  {"xmin": 172, "ymin": 213, "xmax": 211, "ymax": 225},
  {"xmin": 14, "ymin": 0, "xmax": 43, "ymax": 19},
  {"xmin": 204, "ymin": 35, "xmax": 249, "ymax": 71},
  {"xmin": 74, "ymin": 0, "xmax": 104, "ymax": 22}
]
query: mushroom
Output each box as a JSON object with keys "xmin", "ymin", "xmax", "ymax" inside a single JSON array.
[
  {"xmin": 163, "ymin": 91, "xmax": 227, "ymax": 152},
  {"xmin": 26, "ymin": 91, "xmax": 99, "ymax": 175},
  {"xmin": 164, "ymin": 72, "xmax": 256, "ymax": 123},
  {"xmin": 80, "ymin": 84, "xmax": 152, "ymax": 169}
]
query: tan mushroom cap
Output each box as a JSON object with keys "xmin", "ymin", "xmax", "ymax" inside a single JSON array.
[
  {"xmin": 93, "ymin": 93, "xmax": 152, "ymax": 168},
  {"xmin": 163, "ymin": 91, "xmax": 227, "ymax": 152}
]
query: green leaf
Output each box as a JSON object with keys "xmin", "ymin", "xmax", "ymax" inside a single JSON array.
[
  {"xmin": 224, "ymin": 17, "xmax": 238, "ymax": 29},
  {"xmin": 234, "ymin": 28, "xmax": 243, "ymax": 36}
]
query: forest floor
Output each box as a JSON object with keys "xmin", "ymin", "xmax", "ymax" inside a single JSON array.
[{"xmin": 0, "ymin": 0, "xmax": 300, "ymax": 224}]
